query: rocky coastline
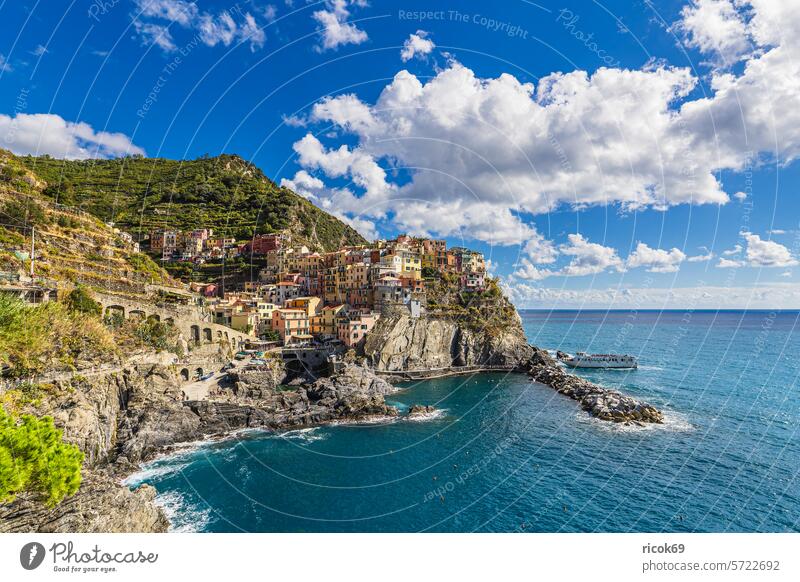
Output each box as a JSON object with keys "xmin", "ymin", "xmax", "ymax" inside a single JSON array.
[
  {"xmin": 1, "ymin": 309, "xmax": 665, "ymax": 533},
  {"xmin": 526, "ymin": 348, "xmax": 664, "ymax": 424}
]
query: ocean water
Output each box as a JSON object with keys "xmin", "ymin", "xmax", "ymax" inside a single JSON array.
[{"xmin": 125, "ymin": 310, "xmax": 800, "ymax": 532}]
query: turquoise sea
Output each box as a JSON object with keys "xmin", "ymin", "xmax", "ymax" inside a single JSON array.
[{"xmin": 126, "ymin": 310, "xmax": 800, "ymax": 532}]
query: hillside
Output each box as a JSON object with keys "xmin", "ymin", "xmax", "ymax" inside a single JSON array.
[
  {"xmin": 18, "ymin": 153, "xmax": 367, "ymax": 252},
  {"xmin": 0, "ymin": 149, "xmax": 175, "ymax": 293}
]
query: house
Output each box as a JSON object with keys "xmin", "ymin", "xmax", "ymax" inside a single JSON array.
[
  {"xmin": 337, "ymin": 312, "xmax": 380, "ymax": 348},
  {"xmin": 271, "ymin": 308, "xmax": 310, "ymax": 342},
  {"xmin": 311, "ymin": 304, "xmax": 346, "ymax": 337},
  {"xmin": 285, "ymin": 296, "xmax": 321, "ymax": 318}
]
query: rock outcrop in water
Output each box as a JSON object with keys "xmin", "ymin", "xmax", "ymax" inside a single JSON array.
[
  {"xmin": 363, "ymin": 311, "xmax": 533, "ymax": 371},
  {"xmin": 526, "ymin": 349, "xmax": 663, "ymax": 424}
]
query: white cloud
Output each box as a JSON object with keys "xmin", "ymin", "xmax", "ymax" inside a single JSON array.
[
  {"xmin": 286, "ymin": 0, "xmax": 800, "ymax": 259},
  {"xmin": 678, "ymin": 0, "xmax": 752, "ymax": 65},
  {"xmin": 513, "ymin": 259, "xmax": 553, "ymax": 281},
  {"xmin": 401, "ymin": 30, "xmax": 435, "ymax": 62},
  {"xmin": 133, "ymin": 0, "xmax": 266, "ymax": 52},
  {"xmin": 743, "ymin": 232, "xmax": 798, "ymax": 267},
  {"xmin": 722, "ymin": 244, "xmax": 742, "ymax": 256},
  {"xmin": 280, "ymin": 170, "xmax": 324, "ymax": 199},
  {"xmin": 503, "ymin": 282, "xmax": 800, "ymax": 309},
  {"xmin": 312, "ymin": 0, "xmax": 368, "ymax": 52},
  {"xmin": 261, "ymin": 4, "xmax": 278, "ymax": 22},
  {"xmin": 687, "ymin": 247, "xmax": 715, "ymax": 262},
  {"xmin": 559, "ymin": 234, "xmax": 623, "ymax": 277},
  {"xmin": 768, "ymin": 228, "xmax": 786, "ymax": 235},
  {"xmin": 0, "ymin": 54, "xmax": 13, "ymax": 72},
  {"xmin": 134, "ymin": 21, "xmax": 176, "ymax": 52},
  {"xmin": 625, "ymin": 242, "xmax": 687, "ymax": 272},
  {"xmin": 717, "ymin": 257, "xmax": 743, "ymax": 268},
  {"xmin": 0, "ymin": 113, "xmax": 145, "ymax": 159},
  {"xmin": 31, "ymin": 45, "xmax": 48, "ymax": 57},
  {"xmin": 136, "ymin": 0, "xmax": 198, "ymax": 26},
  {"xmin": 780, "ymin": 271, "xmax": 792, "ymax": 277},
  {"xmin": 733, "ymin": 191, "xmax": 748, "ymax": 201}
]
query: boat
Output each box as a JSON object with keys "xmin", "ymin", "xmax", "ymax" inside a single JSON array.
[{"xmin": 556, "ymin": 351, "xmax": 638, "ymax": 369}]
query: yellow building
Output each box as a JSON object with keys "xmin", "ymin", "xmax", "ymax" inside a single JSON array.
[
  {"xmin": 311, "ymin": 303, "xmax": 346, "ymax": 336},
  {"xmin": 285, "ymin": 296, "xmax": 321, "ymax": 318}
]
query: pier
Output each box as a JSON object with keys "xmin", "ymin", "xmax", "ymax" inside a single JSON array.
[{"xmin": 375, "ymin": 364, "xmax": 519, "ymax": 381}]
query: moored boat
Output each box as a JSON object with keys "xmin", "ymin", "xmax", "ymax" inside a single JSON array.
[{"xmin": 556, "ymin": 351, "xmax": 638, "ymax": 369}]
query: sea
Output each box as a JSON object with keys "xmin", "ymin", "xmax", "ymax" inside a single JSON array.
[{"xmin": 124, "ymin": 310, "xmax": 800, "ymax": 532}]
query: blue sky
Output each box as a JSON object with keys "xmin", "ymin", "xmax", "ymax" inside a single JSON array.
[{"xmin": 1, "ymin": 0, "xmax": 799, "ymax": 308}]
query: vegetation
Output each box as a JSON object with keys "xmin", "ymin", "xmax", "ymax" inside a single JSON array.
[
  {"xmin": 20, "ymin": 153, "xmax": 367, "ymax": 251},
  {"xmin": 64, "ymin": 285, "xmax": 102, "ymax": 316},
  {"xmin": 0, "ymin": 295, "xmax": 116, "ymax": 378},
  {"xmin": 0, "ymin": 406, "xmax": 83, "ymax": 507}
]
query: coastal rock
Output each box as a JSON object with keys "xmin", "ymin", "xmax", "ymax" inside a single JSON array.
[
  {"xmin": 526, "ymin": 348, "xmax": 663, "ymax": 424},
  {"xmin": 363, "ymin": 312, "xmax": 533, "ymax": 372},
  {"xmin": 407, "ymin": 404, "xmax": 437, "ymax": 418},
  {"xmin": 0, "ymin": 470, "xmax": 168, "ymax": 533}
]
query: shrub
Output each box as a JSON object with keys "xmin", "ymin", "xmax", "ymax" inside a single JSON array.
[
  {"xmin": 0, "ymin": 406, "xmax": 83, "ymax": 507},
  {"xmin": 64, "ymin": 286, "xmax": 102, "ymax": 316}
]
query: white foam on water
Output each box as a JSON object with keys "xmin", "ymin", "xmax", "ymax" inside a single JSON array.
[
  {"xmin": 405, "ymin": 408, "xmax": 448, "ymax": 422},
  {"xmin": 122, "ymin": 461, "xmax": 190, "ymax": 486},
  {"xmin": 574, "ymin": 408, "xmax": 694, "ymax": 433},
  {"xmin": 277, "ymin": 427, "xmax": 328, "ymax": 442},
  {"xmin": 154, "ymin": 491, "xmax": 213, "ymax": 533}
]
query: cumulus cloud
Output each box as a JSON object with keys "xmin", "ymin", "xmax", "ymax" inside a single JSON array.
[
  {"xmin": 0, "ymin": 113, "xmax": 145, "ymax": 159},
  {"xmin": 401, "ymin": 30, "xmax": 435, "ymax": 62},
  {"xmin": 286, "ymin": 0, "xmax": 800, "ymax": 267},
  {"xmin": 559, "ymin": 234, "xmax": 624, "ymax": 277},
  {"xmin": 312, "ymin": 0, "xmax": 368, "ymax": 51},
  {"xmin": 625, "ymin": 242, "xmax": 687, "ymax": 272},
  {"xmin": 743, "ymin": 232, "xmax": 798, "ymax": 267},
  {"xmin": 687, "ymin": 247, "xmax": 715, "ymax": 262},
  {"xmin": 678, "ymin": 0, "xmax": 752, "ymax": 65},
  {"xmin": 733, "ymin": 191, "xmax": 748, "ymax": 201},
  {"xmin": 133, "ymin": 0, "xmax": 266, "ymax": 52}
]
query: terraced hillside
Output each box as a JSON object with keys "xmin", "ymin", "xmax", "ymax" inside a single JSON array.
[
  {"xmin": 0, "ymin": 149, "xmax": 174, "ymax": 294},
  {"xmin": 18, "ymin": 152, "xmax": 367, "ymax": 252}
]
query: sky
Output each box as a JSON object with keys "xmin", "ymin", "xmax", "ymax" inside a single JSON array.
[{"xmin": 1, "ymin": 0, "xmax": 799, "ymax": 308}]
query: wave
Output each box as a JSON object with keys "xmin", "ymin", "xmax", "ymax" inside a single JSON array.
[
  {"xmin": 154, "ymin": 491, "xmax": 213, "ymax": 533},
  {"xmin": 122, "ymin": 461, "xmax": 191, "ymax": 487},
  {"xmin": 574, "ymin": 409, "xmax": 694, "ymax": 433},
  {"xmin": 277, "ymin": 427, "xmax": 328, "ymax": 443},
  {"xmin": 405, "ymin": 408, "xmax": 448, "ymax": 422}
]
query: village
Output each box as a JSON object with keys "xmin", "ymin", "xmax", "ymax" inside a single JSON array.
[{"xmin": 147, "ymin": 228, "xmax": 487, "ymax": 356}]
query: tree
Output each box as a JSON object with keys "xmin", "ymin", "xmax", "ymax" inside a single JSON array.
[
  {"xmin": 0, "ymin": 406, "xmax": 83, "ymax": 507},
  {"xmin": 64, "ymin": 285, "xmax": 102, "ymax": 316}
]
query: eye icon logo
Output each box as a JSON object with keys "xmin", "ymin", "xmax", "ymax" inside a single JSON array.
[{"xmin": 20, "ymin": 542, "xmax": 46, "ymax": 570}]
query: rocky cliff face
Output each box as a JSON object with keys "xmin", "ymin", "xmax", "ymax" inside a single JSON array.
[
  {"xmin": 363, "ymin": 311, "xmax": 533, "ymax": 371},
  {"xmin": 0, "ymin": 471, "xmax": 168, "ymax": 533},
  {"xmin": 0, "ymin": 360, "xmax": 399, "ymax": 533}
]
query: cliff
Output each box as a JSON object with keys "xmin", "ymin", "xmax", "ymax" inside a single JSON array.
[
  {"xmin": 363, "ymin": 310, "xmax": 534, "ymax": 372},
  {"xmin": 0, "ymin": 359, "xmax": 398, "ymax": 532}
]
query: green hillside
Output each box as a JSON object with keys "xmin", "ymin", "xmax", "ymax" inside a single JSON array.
[{"xmin": 18, "ymin": 153, "xmax": 367, "ymax": 251}]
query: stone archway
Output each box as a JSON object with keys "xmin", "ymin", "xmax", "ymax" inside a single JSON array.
[
  {"xmin": 195, "ymin": 367, "xmax": 204, "ymax": 379},
  {"xmin": 190, "ymin": 325, "xmax": 200, "ymax": 343},
  {"xmin": 180, "ymin": 368, "xmax": 190, "ymax": 381},
  {"xmin": 129, "ymin": 309, "xmax": 146, "ymax": 320},
  {"xmin": 105, "ymin": 305, "xmax": 125, "ymax": 319},
  {"xmin": 203, "ymin": 328, "xmax": 213, "ymax": 343}
]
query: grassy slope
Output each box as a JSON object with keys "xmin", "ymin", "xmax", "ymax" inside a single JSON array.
[
  {"xmin": 19, "ymin": 153, "xmax": 367, "ymax": 252},
  {"xmin": 0, "ymin": 149, "xmax": 175, "ymax": 291}
]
